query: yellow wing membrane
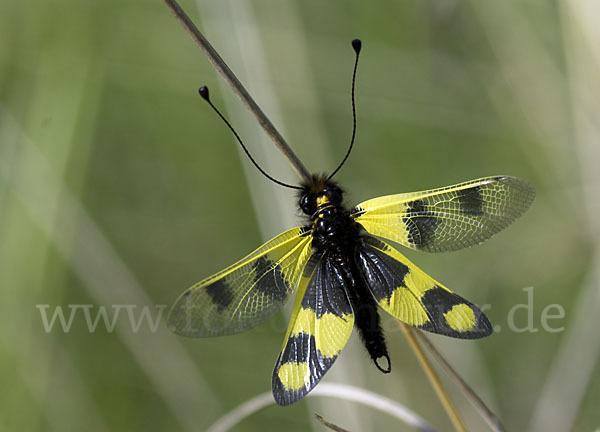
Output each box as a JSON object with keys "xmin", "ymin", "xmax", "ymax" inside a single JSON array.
[
  {"xmin": 352, "ymin": 176, "xmax": 535, "ymax": 252},
  {"xmin": 357, "ymin": 236, "xmax": 492, "ymax": 338},
  {"xmin": 272, "ymin": 252, "xmax": 355, "ymax": 406},
  {"xmin": 167, "ymin": 227, "xmax": 312, "ymax": 337}
]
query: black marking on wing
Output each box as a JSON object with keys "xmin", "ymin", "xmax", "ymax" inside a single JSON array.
[
  {"xmin": 456, "ymin": 186, "xmax": 484, "ymax": 215},
  {"xmin": 253, "ymin": 256, "xmax": 288, "ymax": 302},
  {"xmin": 404, "ymin": 199, "xmax": 440, "ymax": 248},
  {"xmin": 420, "ymin": 285, "xmax": 464, "ymax": 314},
  {"xmin": 357, "ymin": 237, "xmax": 410, "ymax": 303},
  {"xmin": 301, "ymin": 260, "xmax": 352, "ymax": 319},
  {"xmin": 204, "ymin": 280, "xmax": 234, "ymax": 312},
  {"xmin": 419, "ymin": 286, "xmax": 493, "ymax": 338}
]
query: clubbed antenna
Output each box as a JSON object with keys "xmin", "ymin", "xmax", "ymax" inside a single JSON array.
[
  {"xmin": 198, "ymin": 86, "xmax": 302, "ymax": 190},
  {"xmin": 328, "ymin": 38, "xmax": 362, "ymax": 181}
]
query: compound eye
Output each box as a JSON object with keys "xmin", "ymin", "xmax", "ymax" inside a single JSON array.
[{"xmin": 299, "ymin": 194, "xmax": 316, "ymax": 215}]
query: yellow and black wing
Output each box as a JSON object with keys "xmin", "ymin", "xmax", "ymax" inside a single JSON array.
[
  {"xmin": 358, "ymin": 236, "xmax": 492, "ymax": 338},
  {"xmin": 352, "ymin": 176, "xmax": 535, "ymax": 252},
  {"xmin": 167, "ymin": 227, "xmax": 313, "ymax": 337},
  {"xmin": 272, "ymin": 252, "xmax": 354, "ymax": 406}
]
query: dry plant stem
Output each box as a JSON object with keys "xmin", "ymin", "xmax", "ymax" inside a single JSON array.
[
  {"xmin": 161, "ymin": 0, "xmax": 312, "ymax": 183},
  {"xmin": 414, "ymin": 331, "xmax": 506, "ymax": 432},
  {"xmin": 398, "ymin": 321, "xmax": 467, "ymax": 432},
  {"xmin": 314, "ymin": 413, "xmax": 351, "ymax": 432}
]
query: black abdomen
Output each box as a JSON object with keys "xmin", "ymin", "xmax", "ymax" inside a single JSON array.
[{"xmin": 346, "ymin": 256, "xmax": 391, "ymax": 373}]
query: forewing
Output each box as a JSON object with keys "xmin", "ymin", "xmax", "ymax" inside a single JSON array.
[
  {"xmin": 272, "ymin": 252, "xmax": 354, "ymax": 406},
  {"xmin": 167, "ymin": 227, "xmax": 313, "ymax": 337},
  {"xmin": 357, "ymin": 236, "xmax": 492, "ymax": 339},
  {"xmin": 352, "ymin": 176, "xmax": 535, "ymax": 252}
]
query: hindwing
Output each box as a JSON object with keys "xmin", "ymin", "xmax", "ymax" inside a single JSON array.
[
  {"xmin": 272, "ymin": 252, "xmax": 354, "ymax": 406},
  {"xmin": 357, "ymin": 236, "xmax": 492, "ymax": 338},
  {"xmin": 352, "ymin": 176, "xmax": 535, "ymax": 252},
  {"xmin": 167, "ymin": 227, "xmax": 312, "ymax": 337}
]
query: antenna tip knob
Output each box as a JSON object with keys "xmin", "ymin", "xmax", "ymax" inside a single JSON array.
[
  {"xmin": 198, "ymin": 86, "xmax": 210, "ymax": 101},
  {"xmin": 351, "ymin": 39, "xmax": 362, "ymax": 54}
]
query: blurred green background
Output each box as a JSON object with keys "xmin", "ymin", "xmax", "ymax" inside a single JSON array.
[{"xmin": 1, "ymin": 0, "xmax": 599, "ymax": 431}]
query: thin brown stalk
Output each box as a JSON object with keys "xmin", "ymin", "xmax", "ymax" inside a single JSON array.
[
  {"xmin": 314, "ymin": 413, "xmax": 351, "ymax": 432},
  {"xmin": 160, "ymin": 0, "xmax": 311, "ymax": 183},
  {"xmin": 414, "ymin": 331, "xmax": 506, "ymax": 432},
  {"xmin": 399, "ymin": 322, "xmax": 467, "ymax": 432}
]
